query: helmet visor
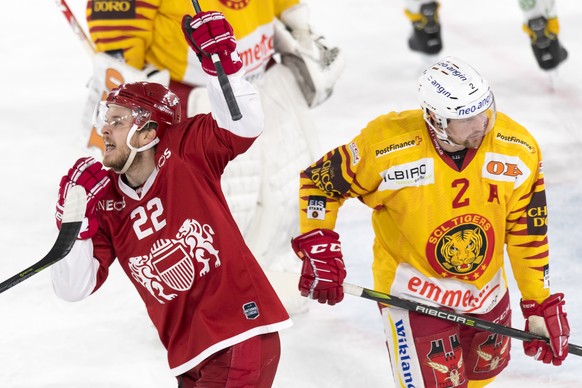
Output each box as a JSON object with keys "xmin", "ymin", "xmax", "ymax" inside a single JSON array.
[
  {"xmin": 446, "ymin": 100, "xmax": 496, "ymax": 148},
  {"xmin": 92, "ymin": 102, "xmax": 152, "ymax": 135}
]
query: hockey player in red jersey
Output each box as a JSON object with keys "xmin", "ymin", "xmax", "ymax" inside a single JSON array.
[
  {"xmin": 81, "ymin": 0, "xmax": 344, "ymax": 289},
  {"xmin": 404, "ymin": 0, "xmax": 568, "ymax": 71},
  {"xmin": 292, "ymin": 57, "xmax": 570, "ymax": 387},
  {"xmin": 52, "ymin": 11, "xmax": 291, "ymax": 387}
]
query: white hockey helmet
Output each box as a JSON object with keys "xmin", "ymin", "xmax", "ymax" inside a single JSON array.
[{"xmin": 417, "ymin": 56, "xmax": 496, "ymax": 145}]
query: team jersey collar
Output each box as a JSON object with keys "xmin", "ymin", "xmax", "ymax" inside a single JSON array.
[{"xmin": 118, "ymin": 167, "xmax": 159, "ymax": 200}]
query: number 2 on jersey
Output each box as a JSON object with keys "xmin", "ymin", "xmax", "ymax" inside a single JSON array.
[{"xmin": 452, "ymin": 178, "xmax": 470, "ymax": 208}]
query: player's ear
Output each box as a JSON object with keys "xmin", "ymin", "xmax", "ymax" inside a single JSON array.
[{"xmin": 140, "ymin": 122, "xmax": 158, "ymax": 145}]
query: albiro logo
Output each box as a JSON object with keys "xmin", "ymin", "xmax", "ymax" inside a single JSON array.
[{"xmin": 379, "ymin": 158, "xmax": 434, "ymax": 191}]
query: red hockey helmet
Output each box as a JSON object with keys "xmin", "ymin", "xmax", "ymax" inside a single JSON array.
[{"xmin": 105, "ymin": 82, "xmax": 182, "ymax": 139}]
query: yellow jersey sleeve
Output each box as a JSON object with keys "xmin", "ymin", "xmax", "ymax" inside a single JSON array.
[
  {"xmin": 497, "ymin": 115, "xmax": 550, "ymax": 303},
  {"xmin": 298, "ymin": 111, "xmax": 423, "ymax": 233},
  {"xmin": 87, "ymin": 0, "xmax": 163, "ymax": 70}
]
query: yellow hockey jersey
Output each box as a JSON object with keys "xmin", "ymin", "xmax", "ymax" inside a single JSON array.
[
  {"xmin": 299, "ymin": 110, "xmax": 551, "ymax": 313},
  {"xmin": 86, "ymin": 0, "xmax": 300, "ymax": 84}
]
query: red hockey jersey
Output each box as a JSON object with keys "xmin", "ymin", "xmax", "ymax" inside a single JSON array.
[{"xmin": 91, "ymin": 113, "xmax": 291, "ymax": 375}]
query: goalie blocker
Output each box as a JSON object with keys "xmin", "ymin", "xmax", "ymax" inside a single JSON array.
[{"xmin": 274, "ymin": 3, "xmax": 345, "ymax": 108}]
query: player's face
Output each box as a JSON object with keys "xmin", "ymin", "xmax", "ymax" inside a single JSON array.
[
  {"xmin": 446, "ymin": 112, "xmax": 490, "ymax": 149},
  {"xmin": 100, "ymin": 104, "xmax": 134, "ymax": 170}
]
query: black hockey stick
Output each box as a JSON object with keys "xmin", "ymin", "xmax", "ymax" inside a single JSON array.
[
  {"xmin": 343, "ymin": 282, "xmax": 582, "ymax": 357},
  {"xmin": 0, "ymin": 186, "xmax": 86, "ymax": 294},
  {"xmin": 189, "ymin": 0, "xmax": 242, "ymax": 121}
]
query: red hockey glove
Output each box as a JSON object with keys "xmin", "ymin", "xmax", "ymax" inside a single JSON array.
[
  {"xmin": 55, "ymin": 157, "xmax": 110, "ymax": 240},
  {"xmin": 291, "ymin": 229, "xmax": 346, "ymax": 306},
  {"xmin": 181, "ymin": 11, "xmax": 242, "ymax": 76},
  {"xmin": 520, "ymin": 293, "xmax": 570, "ymax": 365}
]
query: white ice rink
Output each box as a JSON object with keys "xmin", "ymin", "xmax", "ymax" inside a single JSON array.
[{"xmin": 1, "ymin": 0, "xmax": 581, "ymax": 386}]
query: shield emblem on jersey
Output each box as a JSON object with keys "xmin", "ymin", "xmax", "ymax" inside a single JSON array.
[{"xmin": 151, "ymin": 239, "xmax": 195, "ymax": 291}]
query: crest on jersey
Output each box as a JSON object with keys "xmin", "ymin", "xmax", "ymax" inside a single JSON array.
[
  {"xmin": 473, "ymin": 333, "xmax": 510, "ymax": 374},
  {"xmin": 128, "ymin": 218, "xmax": 221, "ymax": 303},
  {"xmin": 425, "ymin": 334, "xmax": 466, "ymax": 387},
  {"xmin": 425, "ymin": 214, "xmax": 494, "ymax": 280}
]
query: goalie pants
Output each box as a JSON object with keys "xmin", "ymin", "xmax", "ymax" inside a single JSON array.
[
  {"xmin": 176, "ymin": 332, "xmax": 281, "ymax": 388},
  {"xmin": 381, "ymin": 291, "xmax": 511, "ymax": 388}
]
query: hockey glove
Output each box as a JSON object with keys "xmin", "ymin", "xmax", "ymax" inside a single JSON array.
[
  {"xmin": 520, "ymin": 293, "xmax": 570, "ymax": 365},
  {"xmin": 56, "ymin": 157, "xmax": 110, "ymax": 240},
  {"xmin": 291, "ymin": 229, "xmax": 346, "ymax": 305},
  {"xmin": 182, "ymin": 11, "xmax": 242, "ymax": 76}
]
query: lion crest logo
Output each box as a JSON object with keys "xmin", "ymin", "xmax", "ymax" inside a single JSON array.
[
  {"xmin": 176, "ymin": 218, "xmax": 221, "ymax": 276},
  {"xmin": 128, "ymin": 218, "xmax": 221, "ymax": 304}
]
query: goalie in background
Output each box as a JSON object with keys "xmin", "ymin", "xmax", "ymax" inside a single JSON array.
[
  {"xmin": 81, "ymin": 0, "xmax": 344, "ymax": 315},
  {"xmin": 403, "ymin": 0, "xmax": 568, "ymax": 71},
  {"xmin": 291, "ymin": 56, "xmax": 570, "ymax": 387}
]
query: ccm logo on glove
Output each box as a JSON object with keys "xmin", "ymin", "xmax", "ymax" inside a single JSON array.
[
  {"xmin": 308, "ymin": 243, "xmax": 341, "ymax": 254},
  {"xmin": 291, "ymin": 229, "xmax": 346, "ymax": 306}
]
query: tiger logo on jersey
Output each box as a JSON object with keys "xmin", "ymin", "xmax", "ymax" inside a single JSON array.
[
  {"xmin": 441, "ymin": 228, "xmax": 484, "ymax": 273},
  {"xmin": 426, "ymin": 214, "xmax": 495, "ymax": 280}
]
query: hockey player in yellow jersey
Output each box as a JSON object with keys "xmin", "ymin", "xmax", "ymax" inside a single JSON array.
[
  {"xmin": 82, "ymin": 0, "xmax": 344, "ymax": 313},
  {"xmin": 291, "ymin": 57, "xmax": 570, "ymax": 387}
]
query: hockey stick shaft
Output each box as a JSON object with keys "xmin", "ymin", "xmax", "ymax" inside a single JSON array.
[
  {"xmin": 55, "ymin": 0, "xmax": 95, "ymax": 55},
  {"xmin": 343, "ymin": 282, "xmax": 582, "ymax": 357},
  {"xmin": 0, "ymin": 186, "xmax": 86, "ymax": 295},
  {"xmin": 191, "ymin": 0, "xmax": 242, "ymax": 121}
]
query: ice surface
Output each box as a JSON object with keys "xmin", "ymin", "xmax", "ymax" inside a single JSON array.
[{"xmin": 1, "ymin": 0, "xmax": 581, "ymax": 386}]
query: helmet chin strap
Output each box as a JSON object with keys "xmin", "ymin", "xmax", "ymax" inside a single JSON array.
[
  {"xmin": 423, "ymin": 111, "xmax": 464, "ymax": 148},
  {"xmin": 115, "ymin": 122, "xmax": 160, "ymax": 174}
]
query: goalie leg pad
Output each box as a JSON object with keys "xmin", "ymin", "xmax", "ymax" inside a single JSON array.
[{"xmin": 243, "ymin": 64, "xmax": 321, "ymax": 268}]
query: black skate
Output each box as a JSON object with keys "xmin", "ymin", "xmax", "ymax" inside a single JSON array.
[
  {"xmin": 528, "ymin": 16, "xmax": 568, "ymax": 71},
  {"xmin": 408, "ymin": 2, "xmax": 442, "ymax": 55}
]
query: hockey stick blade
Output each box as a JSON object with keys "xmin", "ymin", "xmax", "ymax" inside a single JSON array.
[
  {"xmin": 0, "ymin": 186, "xmax": 86, "ymax": 295},
  {"xmin": 344, "ymin": 282, "xmax": 582, "ymax": 357}
]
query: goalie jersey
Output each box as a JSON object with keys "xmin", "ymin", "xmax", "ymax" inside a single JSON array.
[
  {"xmin": 299, "ymin": 110, "xmax": 551, "ymax": 314},
  {"xmin": 86, "ymin": 0, "xmax": 300, "ymax": 84}
]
